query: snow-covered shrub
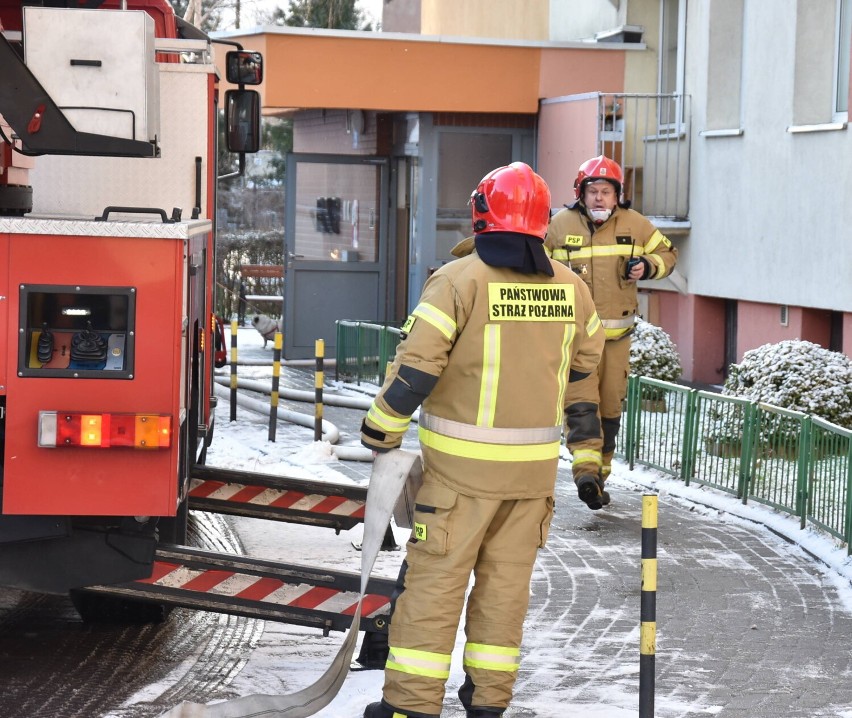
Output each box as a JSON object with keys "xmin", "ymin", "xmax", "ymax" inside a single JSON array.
[
  {"xmin": 629, "ymin": 318, "xmax": 682, "ymax": 382},
  {"xmin": 722, "ymin": 340, "xmax": 852, "ymax": 430},
  {"xmin": 705, "ymin": 340, "xmax": 852, "ymax": 453}
]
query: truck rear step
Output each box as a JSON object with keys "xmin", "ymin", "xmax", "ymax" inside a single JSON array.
[
  {"xmin": 189, "ymin": 465, "xmax": 367, "ymax": 532},
  {"xmin": 83, "ymin": 544, "xmax": 394, "ymax": 634}
]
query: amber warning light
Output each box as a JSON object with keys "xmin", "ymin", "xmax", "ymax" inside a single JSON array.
[{"xmin": 38, "ymin": 412, "xmax": 172, "ymax": 449}]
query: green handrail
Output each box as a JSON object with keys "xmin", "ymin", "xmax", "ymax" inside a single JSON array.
[{"xmin": 620, "ymin": 376, "xmax": 852, "ymax": 554}]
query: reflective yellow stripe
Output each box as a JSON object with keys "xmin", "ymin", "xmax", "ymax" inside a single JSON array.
[
  {"xmin": 477, "ymin": 325, "xmax": 500, "ymax": 427},
  {"xmin": 419, "ymin": 413, "xmax": 562, "ymax": 444},
  {"xmin": 386, "ymin": 646, "xmax": 451, "ymax": 679},
  {"xmin": 602, "ymin": 315, "xmax": 635, "ymax": 340},
  {"xmin": 644, "ymin": 229, "xmax": 668, "ymax": 253},
  {"xmin": 568, "ymin": 244, "xmax": 639, "ymax": 260},
  {"xmin": 555, "ymin": 324, "xmax": 575, "ymax": 425},
  {"xmin": 419, "ymin": 427, "xmax": 560, "ymax": 461},
  {"xmin": 601, "ymin": 316, "xmax": 635, "ymax": 330},
  {"xmin": 572, "ymin": 448, "xmax": 602, "ymax": 467},
  {"xmin": 367, "ymin": 404, "xmax": 411, "ymax": 434},
  {"xmin": 646, "ymin": 252, "xmax": 667, "ymax": 277},
  {"xmin": 642, "ymin": 558, "xmax": 658, "ymax": 591},
  {"xmin": 463, "ymin": 642, "xmax": 521, "ymax": 672},
  {"xmin": 604, "ymin": 326, "xmax": 631, "ymax": 340},
  {"xmin": 586, "ymin": 311, "xmax": 602, "ymax": 337},
  {"xmin": 412, "ymin": 302, "xmax": 457, "ymax": 340},
  {"xmin": 641, "ymin": 621, "xmax": 656, "ymax": 655},
  {"xmin": 551, "ymin": 248, "xmax": 568, "ymax": 260}
]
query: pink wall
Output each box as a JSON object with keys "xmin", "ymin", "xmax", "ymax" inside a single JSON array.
[
  {"xmin": 736, "ymin": 301, "xmax": 831, "ymax": 361},
  {"xmin": 656, "ymin": 293, "xmax": 725, "ymax": 385},
  {"xmin": 658, "ymin": 299, "xmax": 850, "ymax": 385},
  {"xmin": 537, "ymin": 98, "xmax": 599, "ymax": 207}
]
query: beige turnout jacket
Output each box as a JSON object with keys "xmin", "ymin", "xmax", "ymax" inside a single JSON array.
[
  {"xmin": 545, "ymin": 204, "xmax": 678, "ymax": 339},
  {"xmin": 361, "ymin": 249, "xmax": 604, "ymax": 499}
]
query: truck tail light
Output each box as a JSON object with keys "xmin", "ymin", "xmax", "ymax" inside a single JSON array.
[{"xmin": 38, "ymin": 412, "xmax": 172, "ymax": 449}]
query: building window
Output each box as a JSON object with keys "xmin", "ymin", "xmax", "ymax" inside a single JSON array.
[
  {"xmin": 706, "ymin": 0, "xmax": 745, "ymax": 131},
  {"xmin": 659, "ymin": 0, "xmax": 686, "ymax": 128},
  {"xmin": 793, "ymin": 0, "xmax": 846, "ymax": 126},
  {"xmin": 835, "ymin": 0, "xmax": 851, "ymax": 117},
  {"xmin": 434, "ymin": 130, "xmax": 513, "ymax": 263}
]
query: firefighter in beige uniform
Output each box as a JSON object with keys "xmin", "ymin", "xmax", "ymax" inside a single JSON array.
[
  {"xmin": 545, "ymin": 155, "xmax": 678, "ymax": 510},
  {"xmin": 360, "ymin": 163, "xmax": 604, "ymax": 718}
]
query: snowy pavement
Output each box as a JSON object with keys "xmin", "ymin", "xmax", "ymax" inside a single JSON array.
[{"xmin": 116, "ymin": 327, "xmax": 852, "ymax": 718}]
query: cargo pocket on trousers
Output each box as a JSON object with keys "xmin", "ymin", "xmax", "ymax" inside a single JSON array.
[
  {"xmin": 409, "ymin": 482, "xmax": 458, "ymax": 557},
  {"xmin": 538, "ymin": 496, "xmax": 556, "ymax": 548}
]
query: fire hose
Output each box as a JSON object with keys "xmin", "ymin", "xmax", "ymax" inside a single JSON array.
[{"xmin": 158, "ymin": 449, "xmax": 420, "ymax": 718}]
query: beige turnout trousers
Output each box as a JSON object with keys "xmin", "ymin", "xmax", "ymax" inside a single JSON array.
[
  {"xmin": 564, "ymin": 334, "xmax": 631, "ymax": 480},
  {"xmin": 382, "ymin": 473, "xmax": 555, "ymax": 715}
]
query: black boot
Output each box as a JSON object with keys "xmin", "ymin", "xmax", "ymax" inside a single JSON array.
[
  {"xmin": 576, "ymin": 474, "xmax": 604, "ymax": 511},
  {"xmin": 363, "ymin": 699, "xmax": 439, "ymax": 718},
  {"xmin": 354, "ymin": 630, "xmax": 389, "ymax": 670},
  {"xmin": 458, "ymin": 676, "xmax": 506, "ymax": 716}
]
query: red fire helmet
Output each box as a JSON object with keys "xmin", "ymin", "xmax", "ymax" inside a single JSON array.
[
  {"xmin": 470, "ymin": 162, "xmax": 551, "ymax": 239},
  {"xmin": 573, "ymin": 155, "xmax": 624, "ymax": 200}
]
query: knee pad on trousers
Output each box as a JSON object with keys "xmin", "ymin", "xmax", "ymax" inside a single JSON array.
[
  {"xmin": 602, "ymin": 416, "xmax": 621, "ymax": 454},
  {"xmin": 565, "ymin": 402, "xmax": 601, "ymax": 444}
]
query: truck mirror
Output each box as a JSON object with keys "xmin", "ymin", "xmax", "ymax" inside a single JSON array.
[
  {"xmin": 225, "ymin": 89, "xmax": 261, "ymax": 154},
  {"xmin": 226, "ymin": 51, "xmax": 263, "ymax": 85}
]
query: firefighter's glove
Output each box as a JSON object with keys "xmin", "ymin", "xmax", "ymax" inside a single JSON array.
[{"xmin": 625, "ymin": 256, "xmax": 653, "ymax": 280}]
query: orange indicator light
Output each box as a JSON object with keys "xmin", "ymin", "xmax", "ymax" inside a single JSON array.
[{"xmin": 38, "ymin": 412, "xmax": 172, "ymax": 449}]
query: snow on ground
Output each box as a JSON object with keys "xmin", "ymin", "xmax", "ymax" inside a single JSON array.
[{"xmin": 120, "ymin": 326, "xmax": 852, "ymax": 718}]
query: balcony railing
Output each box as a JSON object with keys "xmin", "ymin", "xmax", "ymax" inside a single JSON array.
[{"xmin": 596, "ymin": 93, "xmax": 691, "ymax": 222}]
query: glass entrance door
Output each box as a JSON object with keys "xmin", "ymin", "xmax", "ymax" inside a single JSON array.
[{"xmin": 283, "ymin": 153, "xmax": 390, "ymax": 359}]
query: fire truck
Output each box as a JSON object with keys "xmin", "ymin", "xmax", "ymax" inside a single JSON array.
[{"xmin": 0, "ymin": 0, "xmax": 395, "ymax": 646}]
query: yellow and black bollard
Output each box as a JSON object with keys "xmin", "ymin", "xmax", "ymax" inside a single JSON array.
[
  {"xmin": 268, "ymin": 332, "xmax": 282, "ymax": 442},
  {"xmin": 640, "ymin": 493, "xmax": 658, "ymax": 717},
  {"xmin": 314, "ymin": 339, "xmax": 324, "ymax": 442},
  {"xmin": 229, "ymin": 319, "xmax": 238, "ymax": 422}
]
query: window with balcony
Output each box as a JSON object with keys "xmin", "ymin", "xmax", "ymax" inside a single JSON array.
[{"xmin": 658, "ymin": 0, "xmax": 686, "ymax": 129}]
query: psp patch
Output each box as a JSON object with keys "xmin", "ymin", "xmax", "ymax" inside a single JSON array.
[{"xmin": 400, "ymin": 314, "xmax": 416, "ymax": 336}]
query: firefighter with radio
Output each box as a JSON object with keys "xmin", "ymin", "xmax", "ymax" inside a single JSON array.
[
  {"xmin": 545, "ymin": 155, "xmax": 678, "ymax": 510},
  {"xmin": 360, "ymin": 162, "xmax": 604, "ymax": 718}
]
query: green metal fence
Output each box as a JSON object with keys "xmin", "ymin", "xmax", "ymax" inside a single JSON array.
[
  {"xmin": 335, "ymin": 322, "xmax": 852, "ymax": 553},
  {"xmin": 335, "ymin": 320, "xmax": 402, "ymax": 386},
  {"xmin": 620, "ymin": 375, "xmax": 852, "ymax": 553}
]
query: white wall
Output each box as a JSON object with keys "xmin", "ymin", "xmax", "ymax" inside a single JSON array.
[
  {"xmin": 549, "ymin": 0, "xmax": 623, "ymax": 41},
  {"xmin": 684, "ymin": 0, "xmax": 852, "ymax": 312}
]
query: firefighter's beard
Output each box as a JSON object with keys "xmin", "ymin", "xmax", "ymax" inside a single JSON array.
[{"xmin": 588, "ymin": 208, "xmax": 612, "ymax": 224}]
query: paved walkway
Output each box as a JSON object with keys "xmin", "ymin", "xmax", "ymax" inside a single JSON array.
[{"xmin": 237, "ymin": 360, "xmax": 852, "ymax": 717}]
